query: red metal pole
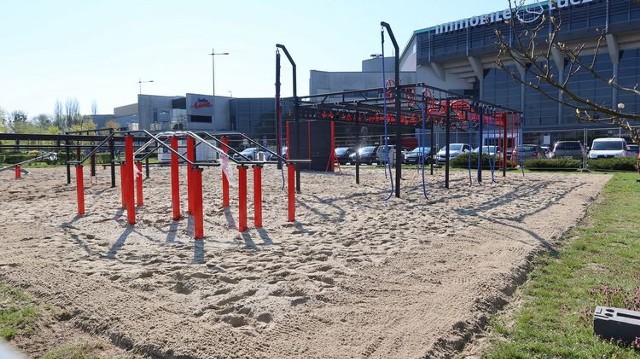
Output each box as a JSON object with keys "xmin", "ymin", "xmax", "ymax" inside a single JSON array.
[
  {"xmin": 287, "ymin": 164, "xmax": 295, "ymax": 222},
  {"xmin": 125, "ymin": 135, "xmax": 136, "ymax": 225},
  {"xmin": 221, "ymin": 136, "xmax": 230, "ymax": 207},
  {"xmin": 120, "ymin": 163, "xmax": 126, "ymax": 208},
  {"xmin": 170, "ymin": 136, "xmax": 181, "ymax": 221},
  {"xmin": 14, "ymin": 165, "xmax": 21, "ymax": 179},
  {"xmin": 238, "ymin": 165, "xmax": 248, "ymax": 232},
  {"xmin": 193, "ymin": 166, "xmax": 204, "ymax": 239},
  {"xmin": 186, "ymin": 136, "xmax": 195, "ymax": 215},
  {"xmin": 135, "ymin": 161, "xmax": 143, "ymax": 206},
  {"xmin": 253, "ymin": 165, "xmax": 263, "ymax": 228},
  {"xmin": 76, "ymin": 164, "xmax": 85, "ymax": 216}
]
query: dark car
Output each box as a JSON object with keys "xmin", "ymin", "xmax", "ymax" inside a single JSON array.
[
  {"xmin": 335, "ymin": 147, "xmax": 355, "ymax": 165},
  {"xmin": 404, "ymin": 146, "xmax": 432, "ymax": 164},
  {"xmin": 512, "ymin": 144, "xmax": 544, "ymax": 160},
  {"xmin": 349, "ymin": 146, "xmax": 378, "ymax": 165},
  {"xmin": 551, "ymin": 141, "xmax": 584, "ymax": 159}
]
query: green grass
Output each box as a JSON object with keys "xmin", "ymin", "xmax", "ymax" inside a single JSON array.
[
  {"xmin": 42, "ymin": 341, "xmax": 113, "ymax": 359},
  {"xmin": 485, "ymin": 172, "xmax": 640, "ymax": 358},
  {"xmin": 0, "ymin": 284, "xmax": 38, "ymax": 340}
]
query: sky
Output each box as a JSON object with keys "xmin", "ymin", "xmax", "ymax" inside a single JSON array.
[{"xmin": 1, "ymin": 0, "xmax": 518, "ymax": 118}]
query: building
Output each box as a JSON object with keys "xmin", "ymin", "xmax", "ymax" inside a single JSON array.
[{"xmin": 399, "ymin": 0, "xmax": 640, "ymax": 144}]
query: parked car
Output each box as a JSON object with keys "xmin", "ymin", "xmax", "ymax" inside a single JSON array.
[
  {"xmin": 334, "ymin": 147, "xmax": 355, "ymax": 165},
  {"xmin": 588, "ymin": 138, "xmax": 629, "ymax": 159},
  {"xmin": 376, "ymin": 145, "xmax": 404, "ymax": 166},
  {"xmin": 404, "ymin": 146, "xmax": 432, "ymax": 164},
  {"xmin": 435, "ymin": 143, "xmax": 472, "ymax": 165},
  {"xmin": 349, "ymin": 146, "xmax": 378, "ymax": 165},
  {"xmin": 627, "ymin": 144, "xmax": 639, "ymax": 157},
  {"xmin": 233, "ymin": 147, "xmax": 260, "ymax": 161},
  {"xmin": 551, "ymin": 141, "xmax": 584, "ymax": 159},
  {"xmin": 512, "ymin": 144, "xmax": 544, "ymax": 160},
  {"xmin": 540, "ymin": 145, "xmax": 552, "ymax": 158},
  {"xmin": 265, "ymin": 146, "xmax": 288, "ymax": 161},
  {"xmin": 472, "ymin": 145, "xmax": 502, "ymax": 157}
]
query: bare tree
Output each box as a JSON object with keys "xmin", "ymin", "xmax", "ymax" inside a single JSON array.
[
  {"xmin": 494, "ymin": 0, "xmax": 640, "ymax": 144},
  {"xmin": 64, "ymin": 98, "xmax": 81, "ymax": 130},
  {"xmin": 32, "ymin": 114, "xmax": 52, "ymax": 128},
  {"xmin": 54, "ymin": 100, "xmax": 64, "ymax": 130},
  {"xmin": 91, "ymin": 100, "xmax": 98, "ymax": 115}
]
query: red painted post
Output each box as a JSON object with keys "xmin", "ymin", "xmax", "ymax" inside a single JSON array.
[
  {"xmin": 14, "ymin": 165, "xmax": 21, "ymax": 179},
  {"xmin": 120, "ymin": 163, "xmax": 126, "ymax": 208},
  {"xmin": 135, "ymin": 161, "xmax": 143, "ymax": 206},
  {"xmin": 287, "ymin": 164, "xmax": 295, "ymax": 222},
  {"xmin": 186, "ymin": 136, "xmax": 195, "ymax": 214},
  {"xmin": 125, "ymin": 135, "xmax": 136, "ymax": 225},
  {"xmin": 193, "ymin": 166, "xmax": 204, "ymax": 239},
  {"xmin": 253, "ymin": 165, "xmax": 263, "ymax": 228},
  {"xmin": 170, "ymin": 136, "xmax": 181, "ymax": 221},
  {"xmin": 221, "ymin": 136, "xmax": 230, "ymax": 208},
  {"xmin": 238, "ymin": 165, "xmax": 248, "ymax": 232},
  {"xmin": 76, "ymin": 164, "xmax": 85, "ymax": 216}
]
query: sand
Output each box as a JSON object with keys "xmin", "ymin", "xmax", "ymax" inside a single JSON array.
[{"xmin": 0, "ymin": 164, "xmax": 609, "ymax": 358}]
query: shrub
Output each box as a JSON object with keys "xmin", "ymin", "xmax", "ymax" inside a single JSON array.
[
  {"xmin": 524, "ymin": 158, "xmax": 582, "ymax": 171},
  {"xmin": 3, "ymin": 152, "xmax": 33, "ymax": 164},
  {"xmin": 586, "ymin": 157, "xmax": 637, "ymax": 172},
  {"xmin": 450, "ymin": 152, "xmax": 502, "ymax": 169}
]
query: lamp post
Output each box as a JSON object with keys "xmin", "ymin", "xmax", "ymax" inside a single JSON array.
[
  {"xmin": 138, "ymin": 78, "xmax": 154, "ymax": 94},
  {"xmin": 209, "ymin": 48, "xmax": 229, "ymax": 97}
]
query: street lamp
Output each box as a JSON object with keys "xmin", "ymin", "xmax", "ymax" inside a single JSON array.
[
  {"xmin": 209, "ymin": 48, "xmax": 229, "ymax": 97},
  {"xmin": 138, "ymin": 78, "xmax": 154, "ymax": 94}
]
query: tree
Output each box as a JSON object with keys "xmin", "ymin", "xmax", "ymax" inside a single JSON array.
[
  {"xmin": 69, "ymin": 115, "xmax": 96, "ymax": 132},
  {"xmin": 104, "ymin": 119, "xmax": 121, "ymax": 131},
  {"xmin": 0, "ymin": 107, "xmax": 7, "ymax": 133},
  {"xmin": 8, "ymin": 111, "xmax": 40, "ymax": 133},
  {"xmin": 91, "ymin": 100, "xmax": 98, "ymax": 115},
  {"xmin": 32, "ymin": 114, "xmax": 52, "ymax": 128},
  {"xmin": 53, "ymin": 100, "xmax": 64, "ymax": 130},
  {"xmin": 64, "ymin": 97, "xmax": 81, "ymax": 130},
  {"xmin": 494, "ymin": 0, "xmax": 640, "ymax": 144}
]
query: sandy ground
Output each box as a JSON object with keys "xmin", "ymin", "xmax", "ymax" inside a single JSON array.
[{"xmin": 0, "ymin": 164, "xmax": 609, "ymax": 358}]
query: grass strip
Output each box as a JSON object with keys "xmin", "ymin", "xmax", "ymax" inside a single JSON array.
[{"xmin": 486, "ymin": 172, "xmax": 640, "ymax": 358}]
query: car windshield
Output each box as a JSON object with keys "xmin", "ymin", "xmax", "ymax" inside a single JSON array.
[
  {"xmin": 555, "ymin": 142, "xmax": 581, "ymax": 150},
  {"xmin": 591, "ymin": 141, "xmax": 624, "ymax": 150},
  {"xmin": 335, "ymin": 147, "xmax": 350, "ymax": 155},
  {"xmin": 628, "ymin": 145, "xmax": 639, "ymax": 153},
  {"xmin": 449, "ymin": 144, "xmax": 463, "ymax": 151},
  {"xmin": 518, "ymin": 145, "xmax": 537, "ymax": 152},
  {"xmin": 410, "ymin": 147, "xmax": 430, "ymax": 153},
  {"xmin": 359, "ymin": 146, "xmax": 376, "ymax": 154},
  {"xmin": 474, "ymin": 146, "xmax": 498, "ymax": 153}
]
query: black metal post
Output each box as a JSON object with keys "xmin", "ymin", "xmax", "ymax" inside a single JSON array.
[
  {"xmin": 275, "ymin": 50, "xmax": 282, "ymax": 170},
  {"xmin": 430, "ymin": 116, "xmax": 434, "ymax": 175},
  {"xmin": 503, "ymin": 113, "xmax": 508, "ymax": 177},
  {"xmin": 109, "ymin": 135, "xmax": 116, "ymax": 188},
  {"xmin": 65, "ymin": 140, "xmax": 71, "ymax": 184},
  {"xmin": 145, "ymin": 157, "xmax": 150, "ymax": 178},
  {"xmin": 381, "ymin": 21, "xmax": 402, "ymax": 198},
  {"xmin": 355, "ymin": 111, "xmax": 360, "ymax": 185},
  {"xmin": 445, "ymin": 100, "xmax": 451, "ymax": 189},
  {"xmin": 276, "ymin": 44, "xmax": 300, "ymax": 193},
  {"xmin": 90, "ymin": 146, "xmax": 96, "ymax": 178},
  {"xmin": 478, "ymin": 106, "xmax": 483, "ymax": 183}
]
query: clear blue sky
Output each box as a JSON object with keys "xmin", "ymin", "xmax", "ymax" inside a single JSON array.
[{"xmin": 1, "ymin": 0, "xmax": 515, "ymax": 118}]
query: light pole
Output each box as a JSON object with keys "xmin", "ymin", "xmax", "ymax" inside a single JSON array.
[
  {"xmin": 209, "ymin": 48, "xmax": 229, "ymax": 97},
  {"xmin": 138, "ymin": 78, "xmax": 154, "ymax": 94}
]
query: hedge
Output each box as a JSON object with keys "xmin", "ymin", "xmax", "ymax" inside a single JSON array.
[
  {"xmin": 586, "ymin": 157, "xmax": 637, "ymax": 172},
  {"xmin": 522, "ymin": 158, "xmax": 582, "ymax": 171},
  {"xmin": 450, "ymin": 152, "xmax": 505, "ymax": 169}
]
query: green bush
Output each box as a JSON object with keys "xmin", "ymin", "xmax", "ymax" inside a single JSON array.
[
  {"xmin": 586, "ymin": 157, "xmax": 637, "ymax": 172},
  {"xmin": 450, "ymin": 152, "xmax": 502, "ymax": 169},
  {"xmin": 95, "ymin": 152, "xmax": 112, "ymax": 164},
  {"xmin": 524, "ymin": 158, "xmax": 582, "ymax": 171},
  {"xmin": 2, "ymin": 152, "xmax": 33, "ymax": 164}
]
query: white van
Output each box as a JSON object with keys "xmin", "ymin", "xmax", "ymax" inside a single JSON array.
[{"xmin": 588, "ymin": 138, "xmax": 629, "ymax": 159}]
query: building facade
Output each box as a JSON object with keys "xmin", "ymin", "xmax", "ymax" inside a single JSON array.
[{"xmin": 401, "ymin": 0, "xmax": 640, "ymax": 144}]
